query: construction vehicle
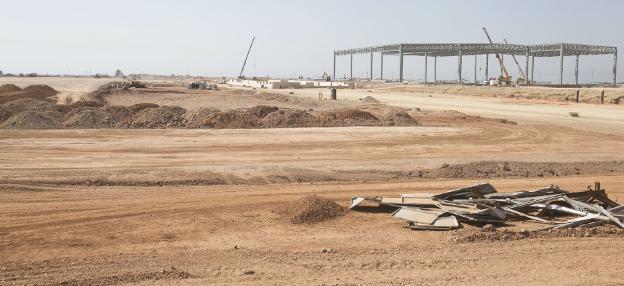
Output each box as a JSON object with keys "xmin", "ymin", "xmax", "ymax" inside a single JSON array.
[
  {"xmin": 503, "ymin": 39, "xmax": 527, "ymax": 85},
  {"xmin": 321, "ymin": 72, "xmax": 331, "ymax": 81},
  {"xmin": 238, "ymin": 36, "xmax": 255, "ymax": 79},
  {"xmin": 482, "ymin": 27, "xmax": 512, "ymax": 86}
]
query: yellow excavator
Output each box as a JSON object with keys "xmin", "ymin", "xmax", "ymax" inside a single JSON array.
[{"xmin": 482, "ymin": 27, "xmax": 512, "ymax": 86}]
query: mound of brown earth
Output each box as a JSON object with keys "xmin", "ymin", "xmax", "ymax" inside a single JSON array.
[
  {"xmin": 247, "ymin": 105, "xmax": 278, "ymax": 118},
  {"xmin": 198, "ymin": 111, "xmax": 258, "ymax": 129},
  {"xmin": 104, "ymin": 105, "xmax": 133, "ymax": 123},
  {"xmin": 451, "ymin": 225, "xmax": 624, "ymax": 243},
  {"xmin": 0, "ymin": 85, "xmax": 58, "ymax": 104},
  {"xmin": 361, "ymin": 96, "xmax": 380, "ymax": 103},
  {"xmin": 128, "ymin": 103, "xmax": 160, "ymax": 113},
  {"xmin": 360, "ymin": 105, "xmax": 419, "ymax": 126},
  {"xmin": 61, "ymin": 100, "xmax": 106, "ymax": 112},
  {"xmin": 274, "ymin": 195, "xmax": 347, "ymax": 224},
  {"xmin": 0, "ymin": 84, "xmax": 22, "ymax": 93},
  {"xmin": 183, "ymin": 107, "xmax": 221, "ymax": 128},
  {"xmin": 1, "ymin": 110, "xmax": 62, "ymax": 129},
  {"xmin": 258, "ymin": 109, "xmax": 319, "ymax": 128},
  {"xmin": 124, "ymin": 106, "xmax": 186, "ymax": 128},
  {"xmin": 413, "ymin": 161, "xmax": 624, "ymax": 179},
  {"xmin": 63, "ymin": 108, "xmax": 113, "ymax": 128},
  {"xmin": 314, "ymin": 108, "xmax": 381, "ymax": 127}
]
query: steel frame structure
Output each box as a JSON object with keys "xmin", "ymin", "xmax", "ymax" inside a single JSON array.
[{"xmin": 333, "ymin": 43, "xmax": 617, "ymax": 86}]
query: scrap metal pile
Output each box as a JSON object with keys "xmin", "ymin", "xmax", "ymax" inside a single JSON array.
[{"xmin": 351, "ymin": 182, "xmax": 624, "ymax": 231}]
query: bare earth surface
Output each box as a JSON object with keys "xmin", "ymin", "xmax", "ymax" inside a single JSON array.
[
  {"xmin": 2, "ymin": 176, "xmax": 624, "ymax": 285},
  {"xmin": 265, "ymin": 85, "xmax": 624, "ymax": 135},
  {"xmin": 2, "ymin": 78, "xmax": 624, "ymax": 285}
]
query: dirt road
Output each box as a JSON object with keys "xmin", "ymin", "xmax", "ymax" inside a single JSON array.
[
  {"xmin": 2, "ymin": 121, "xmax": 624, "ymax": 185},
  {"xmin": 2, "ymin": 175, "xmax": 624, "ymax": 285},
  {"xmin": 269, "ymin": 86, "xmax": 624, "ymax": 135}
]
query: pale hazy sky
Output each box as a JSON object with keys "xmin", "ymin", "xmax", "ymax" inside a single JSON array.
[{"xmin": 0, "ymin": 0, "xmax": 621, "ymax": 83}]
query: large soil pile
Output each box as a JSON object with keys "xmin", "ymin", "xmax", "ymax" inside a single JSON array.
[
  {"xmin": 123, "ymin": 106, "xmax": 186, "ymax": 128},
  {"xmin": 0, "ymin": 85, "xmax": 58, "ymax": 104},
  {"xmin": 273, "ymin": 195, "xmax": 347, "ymax": 224},
  {"xmin": 0, "ymin": 84, "xmax": 22, "ymax": 93},
  {"xmin": 1, "ymin": 110, "xmax": 62, "ymax": 129},
  {"xmin": 359, "ymin": 104, "xmax": 419, "ymax": 126},
  {"xmin": 0, "ymin": 95, "xmax": 420, "ymax": 129}
]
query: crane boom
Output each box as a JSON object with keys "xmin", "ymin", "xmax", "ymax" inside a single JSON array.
[
  {"xmin": 504, "ymin": 39, "xmax": 527, "ymax": 81},
  {"xmin": 239, "ymin": 36, "xmax": 255, "ymax": 79},
  {"xmin": 481, "ymin": 27, "xmax": 510, "ymax": 81}
]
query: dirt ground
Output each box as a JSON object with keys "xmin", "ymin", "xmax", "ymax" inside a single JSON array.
[
  {"xmin": 2, "ymin": 77, "xmax": 624, "ymax": 285},
  {"xmin": 2, "ymin": 176, "xmax": 624, "ymax": 285}
]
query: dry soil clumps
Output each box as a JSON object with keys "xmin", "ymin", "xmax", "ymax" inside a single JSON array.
[
  {"xmin": 451, "ymin": 225, "xmax": 624, "ymax": 243},
  {"xmin": 1, "ymin": 110, "xmax": 62, "ymax": 129},
  {"xmin": 274, "ymin": 195, "xmax": 347, "ymax": 224},
  {"xmin": 124, "ymin": 106, "xmax": 186, "ymax": 128}
]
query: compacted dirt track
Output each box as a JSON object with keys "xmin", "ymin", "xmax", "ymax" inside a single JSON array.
[{"xmin": 2, "ymin": 175, "xmax": 624, "ymax": 285}]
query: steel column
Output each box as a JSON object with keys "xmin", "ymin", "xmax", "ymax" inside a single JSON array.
[
  {"xmin": 350, "ymin": 54, "xmax": 353, "ymax": 80},
  {"xmin": 525, "ymin": 49, "xmax": 530, "ymax": 86},
  {"xmin": 458, "ymin": 46, "xmax": 463, "ymax": 85},
  {"xmin": 474, "ymin": 54, "xmax": 477, "ymax": 84},
  {"xmin": 399, "ymin": 45, "xmax": 404, "ymax": 83},
  {"xmin": 332, "ymin": 51, "xmax": 336, "ymax": 80},
  {"xmin": 485, "ymin": 54, "xmax": 489, "ymax": 80},
  {"xmin": 434, "ymin": 56, "xmax": 437, "ymax": 84},
  {"xmin": 575, "ymin": 55, "xmax": 579, "ymax": 86},
  {"xmin": 380, "ymin": 54, "xmax": 384, "ymax": 80},
  {"xmin": 370, "ymin": 52, "xmax": 373, "ymax": 81},
  {"xmin": 614, "ymin": 49, "xmax": 618, "ymax": 87},
  {"xmin": 424, "ymin": 53, "xmax": 428, "ymax": 84},
  {"xmin": 531, "ymin": 56, "xmax": 535, "ymax": 84},
  {"xmin": 560, "ymin": 44, "xmax": 564, "ymax": 86}
]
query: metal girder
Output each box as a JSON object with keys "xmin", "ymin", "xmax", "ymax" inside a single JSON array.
[{"xmin": 335, "ymin": 43, "xmax": 616, "ymax": 58}]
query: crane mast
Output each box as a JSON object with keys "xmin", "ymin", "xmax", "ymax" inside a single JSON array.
[
  {"xmin": 482, "ymin": 27, "xmax": 511, "ymax": 84},
  {"xmin": 239, "ymin": 36, "xmax": 255, "ymax": 79}
]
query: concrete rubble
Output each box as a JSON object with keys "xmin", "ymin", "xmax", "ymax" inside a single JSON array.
[{"xmin": 351, "ymin": 182, "xmax": 624, "ymax": 231}]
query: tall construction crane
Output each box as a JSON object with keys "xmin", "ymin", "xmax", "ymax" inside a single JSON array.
[
  {"xmin": 503, "ymin": 39, "xmax": 527, "ymax": 84},
  {"xmin": 482, "ymin": 27, "xmax": 512, "ymax": 85},
  {"xmin": 238, "ymin": 36, "xmax": 255, "ymax": 79}
]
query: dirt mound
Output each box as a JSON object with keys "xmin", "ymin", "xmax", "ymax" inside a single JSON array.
[
  {"xmin": 183, "ymin": 107, "xmax": 221, "ymax": 128},
  {"xmin": 63, "ymin": 108, "xmax": 112, "ymax": 128},
  {"xmin": 247, "ymin": 105, "xmax": 278, "ymax": 118},
  {"xmin": 361, "ymin": 96, "xmax": 380, "ymax": 104},
  {"xmin": 0, "ymin": 84, "xmax": 21, "ymax": 93},
  {"xmin": 314, "ymin": 109, "xmax": 381, "ymax": 127},
  {"xmin": 0, "ymin": 85, "xmax": 58, "ymax": 104},
  {"xmin": 124, "ymin": 106, "xmax": 186, "ymax": 128},
  {"xmin": 61, "ymin": 100, "xmax": 106, "ymax": 112},
  {"xmin": 415, "ymin": 161, "xmax": 624, "ymax": 179},
  {"xmin": 258, "ymin": 109, "xmax": 319, "ymax": 128},
  {"xmin": 196, "ymin": 110, "xmax": 258, "ymax": 129},
  {"xmin": 104, "ymin": 105, "xmax": 133, "ymax": 123},
  {"xmin": 360, "ymin": 105, "xmax": 419, "ymax": 126},
  {"xmin": 1, "ymin": 110, "xmax": 62, "ymax": 129},
  {"xmin": 451, "ymin": 225, "xmax": 624, "ymax": 243},
  {"xmin": 274, "ymin": 195, "xmax": 346, "ymax": 224},
  {"xmin": 128, "ymin": 103, "xmax": 160, "ymax": 113}
]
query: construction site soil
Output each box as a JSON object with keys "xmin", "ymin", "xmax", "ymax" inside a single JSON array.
[{"xmin": 3, "ymin": 79, "xmax": 624, "ymax": 285}]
